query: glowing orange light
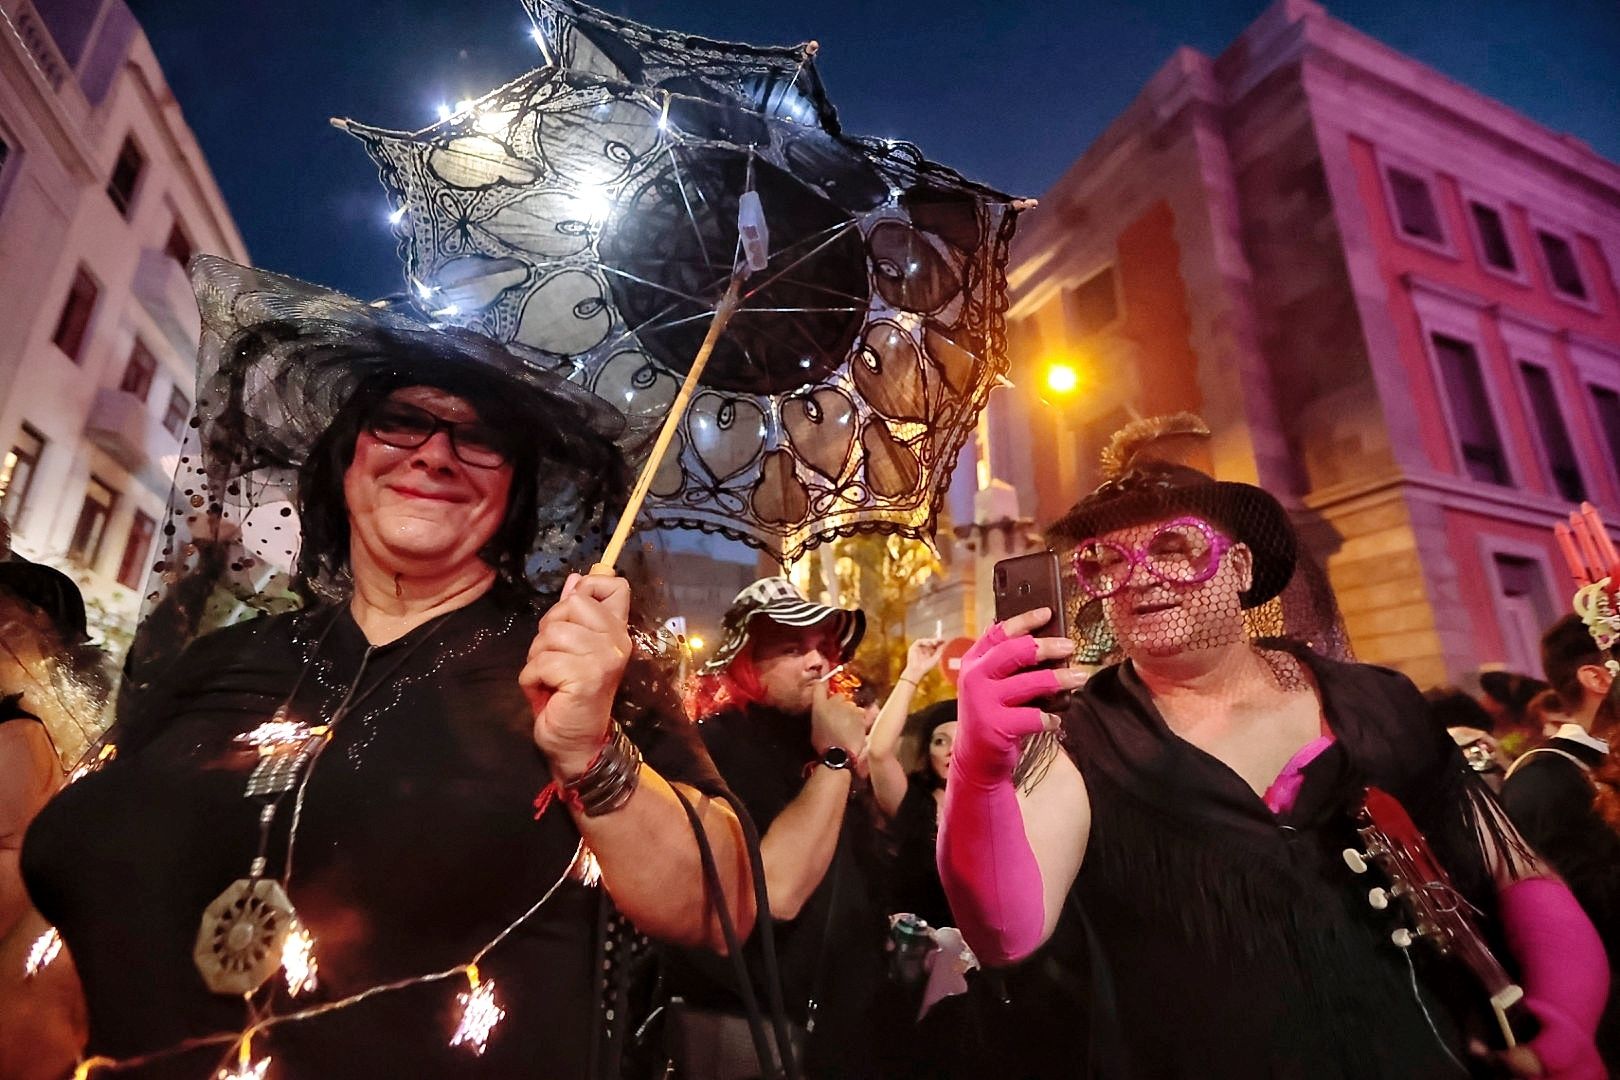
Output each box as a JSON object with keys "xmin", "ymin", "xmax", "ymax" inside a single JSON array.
[{"xmin": 1044, "ymin": 363, "xmax": 1080, "ymax": 395}]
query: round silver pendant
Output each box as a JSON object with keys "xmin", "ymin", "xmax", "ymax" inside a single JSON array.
[{"xmin": 193, "ymin": 877, "xmax": 296, "ymax": 996}]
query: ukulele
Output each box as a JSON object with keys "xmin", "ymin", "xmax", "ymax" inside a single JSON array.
[{"xmin": 1342, "ymin": 786, "xmax": 1536, "ymax": 1051}]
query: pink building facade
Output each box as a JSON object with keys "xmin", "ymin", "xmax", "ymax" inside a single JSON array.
[
  {"xmin": 997, "ymin": 0, "xmax": 1620, "ymax": 687},
  {"xmin": 0, "ymin": 0, "xmax": 247, "ymax": 638}
]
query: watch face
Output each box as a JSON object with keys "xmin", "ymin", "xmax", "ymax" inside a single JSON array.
[{"xmin": 822, "ymin": 747, "xmax": 851, "ymax": 769}]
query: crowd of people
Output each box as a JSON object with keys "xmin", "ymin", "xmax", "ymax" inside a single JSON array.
[{"xmin": 0, "ymin": 255, "xmax": 1614, "ymax": 1079}]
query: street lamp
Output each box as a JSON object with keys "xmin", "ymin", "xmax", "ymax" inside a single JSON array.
[
  {"xmin": 1044, "ymin": 361, "xmax": 1080, "ymax": 396},
  {"xmin": 688, "ymin": 635, "xmax": 705, "ymax": 653}
]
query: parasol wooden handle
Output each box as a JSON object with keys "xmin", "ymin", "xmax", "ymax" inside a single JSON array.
[{"xmin": 591, "ymin": 272, "xmax": 746, "ymax": 577}]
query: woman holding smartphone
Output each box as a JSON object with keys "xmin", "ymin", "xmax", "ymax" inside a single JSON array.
[{"xmin": 937, "ymin": 427, "xmax": 1608, "ymax": 1079}]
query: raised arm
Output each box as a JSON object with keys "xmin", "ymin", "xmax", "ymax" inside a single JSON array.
[
  {"xmin": 937, "ymin": 609, "xmax": 1089, "ymax": 964},
  {"xmin": 523, "ymin": 574, "xmax": 753, "ymax": 953},
  {"xmin": 865, "ymin": 637, "xmax": 943, "ymax": 819},
  {"xmin": 753, "ymin": 681, "xmax": 869, "ymax": 920}
]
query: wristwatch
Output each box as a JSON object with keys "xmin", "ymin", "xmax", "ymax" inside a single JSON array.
[{"xmin": 804, "ymin": 746, "xmax": 852, "ymax": 777}]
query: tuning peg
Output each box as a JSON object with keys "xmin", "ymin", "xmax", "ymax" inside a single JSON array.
[
  {"xmin": 1342, "ymin": 848, "xmax": 1369, "ymax": 874},
  {"xmin": 1368, "ymin": 887, "xmax": 1390, "ymax": 910},
  {"xmin": 1391, "ymin": 928, "xmax": 1414, "ymax": 948}
]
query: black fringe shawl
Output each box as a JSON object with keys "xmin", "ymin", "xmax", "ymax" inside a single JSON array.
[{"xmin": 1051, "ymin": 646, "xmax": 1529, "ymax": 1078}]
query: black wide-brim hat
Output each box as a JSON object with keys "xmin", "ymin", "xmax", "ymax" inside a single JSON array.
[
  {"xmin": 1047, "ymin": 463, "xmax": 1297, "ymax": 609},
  {"xmin": 0, "ymin": 556, "xmax": 89, "ymax": 644},
  {"xmin": 700, "ymin": 576, "xmax": 865, "ymax": 675},
  {"xmin": 189, "ymin": 255, "xmax": 627, "ymax": 479}
]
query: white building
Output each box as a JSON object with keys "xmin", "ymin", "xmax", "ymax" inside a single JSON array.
[{"xmin": 0, "ymin": 0, "xmax": 247, "ymax": 643}]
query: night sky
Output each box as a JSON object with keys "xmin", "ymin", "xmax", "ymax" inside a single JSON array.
[{"xmin": 130, "ymin": 0, "xmax": 1620, "ymax": 304}]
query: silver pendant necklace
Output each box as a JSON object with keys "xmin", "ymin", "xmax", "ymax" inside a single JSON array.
[{"xmin": 193, "ymin": 607, "xmax": 457, "ymax": 996}]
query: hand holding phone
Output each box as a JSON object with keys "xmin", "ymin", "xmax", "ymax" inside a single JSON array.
[{"xmin": 992, "ymin": 552, "xmax": 1068, "ymax": 647}]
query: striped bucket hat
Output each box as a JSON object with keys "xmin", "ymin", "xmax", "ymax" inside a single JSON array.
[{"xmin": 700, "ymin": 577, "xmax": 865, "ymax": 675}]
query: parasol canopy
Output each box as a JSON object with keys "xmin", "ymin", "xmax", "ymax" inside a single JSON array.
[{"xmin": 339, "ymin": 0, "xmax": 1027, "ymax": 563}]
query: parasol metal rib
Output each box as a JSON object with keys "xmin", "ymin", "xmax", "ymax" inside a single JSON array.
[{"xmin": 592, "ymin": 270, "xmax": 747, "ymax": 575}]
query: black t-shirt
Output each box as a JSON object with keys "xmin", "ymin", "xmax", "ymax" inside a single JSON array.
[
  {"xmin": 22, "ymin": 590, "xmax": 722, "ymax": 1079},
  {"xmin": 665, "ymin": 703, "xmax": 888, "ymax": 1075}
]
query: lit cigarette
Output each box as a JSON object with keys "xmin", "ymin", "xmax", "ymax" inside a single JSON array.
[
  {"xmin": 815, "ymin": 663, "xmax": 848, "ymax": 684},
  {"xmin": 934, "ymin": 620, "xmax": 942, "ymax": 638}
]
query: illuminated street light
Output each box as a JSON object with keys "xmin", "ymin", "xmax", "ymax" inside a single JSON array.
[
  {"xmin": 688, "ymin": 636, "xmax": 705, "ymax": 652},
  {"xmin": 1044, "ymin": 362, "xmax": 1080, "ymax": 396}
]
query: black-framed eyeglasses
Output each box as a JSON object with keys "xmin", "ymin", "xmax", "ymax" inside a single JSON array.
[{"xmin": 365, "ymin": 400, "xmax": 511, "ymax": 469}]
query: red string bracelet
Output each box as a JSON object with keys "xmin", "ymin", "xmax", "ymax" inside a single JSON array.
[{"xmin": 532, "ymin": 731, "xmax": 611, "ymax": 819}]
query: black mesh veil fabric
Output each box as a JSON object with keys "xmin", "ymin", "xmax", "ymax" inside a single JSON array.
[
  {"xmin": 123, "ymin": 256, "xmax": 633, "ymax": 695},
  {"xmin": 1045, "ymin": 461, "xmax": 1352, "ymax": 674}
]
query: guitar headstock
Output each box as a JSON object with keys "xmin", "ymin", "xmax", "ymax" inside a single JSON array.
[{"xmin": 1344, "ymin": 786, "xmax": 1529, "ymax": 1048}]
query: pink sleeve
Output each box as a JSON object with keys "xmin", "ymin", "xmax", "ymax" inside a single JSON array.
[
  {"xmin": 936, "ymin": 627, "xmax": 1062, "ymax": 964},
  {"xmin": 1499, "ymin": 876, "xmax": 1609, "ymax": 1080}
]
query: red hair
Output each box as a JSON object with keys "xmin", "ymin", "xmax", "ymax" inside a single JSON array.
[{"xmin": 689, "ymin": 645, "xmax": 767, "ymax": 719}]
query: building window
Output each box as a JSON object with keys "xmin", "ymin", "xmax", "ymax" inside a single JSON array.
[
  {"xmin": 164, "ymin": 220, "xmax": 194, "ymax": 268},
  {"xmin": 68, "ymin": 476, "xmax": 117, "ymax": 567},
  {"xmin": 119, "ymin": 339, "xmax": 157, "ymax": 402},
  {"xmin": 116, "ymin": 509, "xmax": 156, "ymax": 589},
  {"xmin": 1064, "ymin": 266, "xmax": 1119, "ymax": 338},
  {"xmin": 1536, "ymin": 231, "xmax": 1588, "ymax": 300},
  {"xmin": 1519, "ymin": 362, "xmax": 1584, "ymax": 502},
  {"xmin": 51, "ymin": 267, "xmax": 98, "ymax": 362},
  {"xmin": 106, "ymin": 135, "xmax": 144, "ymax": 217},
  {"xmin": 1387, "ymin": 168, "xmax": 1444, "ymax": 244},
  {"xmin": 1432, "ymin": 334, "xmax": 1510, "ymax": 486},
  {"xmin": 1468, "ymin": 203, "xmax": 1516, "ymax": 273},
  {"xmin": 1492, "ymin": 554, "xmax": 1559, "ymax": 677},
  {"xmin": 1590, "ymin": 386, "xmax": 1620, "ymax": 481},
  {"xmin": 162, "ymin": 386, "xmax": 191, "ymax": 436},
  {"xmin": 0, "ymin": 423, "xmax": 45, "ymax": 526}
]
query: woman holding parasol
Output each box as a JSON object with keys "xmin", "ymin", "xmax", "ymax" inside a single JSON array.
[{"xmin": 13, "ymin": 257, "xmax": 752, "ymax": 1079}]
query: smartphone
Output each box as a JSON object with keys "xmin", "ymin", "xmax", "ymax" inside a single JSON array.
[{"xmin": 992, "ymin": 551, "xmax": 1068, "ymax": 643}]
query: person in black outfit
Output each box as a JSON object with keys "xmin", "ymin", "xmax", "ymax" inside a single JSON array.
[
  {"xmin": 879, "ymin": 699, "xmax": 957, "ymax": 931},
  {"xmin": 10, "ymin": 258, "xmax": 752, "ymax": 1079},
  {"xmin": 666, "ymin": 576, "xmax": 889, "ymax": 1079},
  {"xmin": 939, "ymin": 425, "xmax": 1609, "ymax": 1079},
  {"xmin": 863, "ymin": 635, "xmax": 950, "ymax": 928},
  {"xmin": 1501, "ymin": 613, "xmax": 1620, "ymax": 1067}
]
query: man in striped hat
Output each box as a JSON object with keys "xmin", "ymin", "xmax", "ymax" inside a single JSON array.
[{"xmin": 666, "ymin": 577, "xmax": 891, "ymax": 1079}]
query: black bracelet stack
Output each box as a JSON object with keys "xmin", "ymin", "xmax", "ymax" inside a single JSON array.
[{"xmin": 563, "ymin": 722, "xmax": 643, "ymax": 817}]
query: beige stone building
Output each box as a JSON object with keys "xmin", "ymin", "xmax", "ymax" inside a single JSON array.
[{"xmin": 0, "ymin": 0, "xmax": 248, "ymax": 642}]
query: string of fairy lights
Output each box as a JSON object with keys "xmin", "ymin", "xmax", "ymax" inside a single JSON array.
[{"xmin": 25, "ymin": 722, "xmax": 602, "ymax": 1078}]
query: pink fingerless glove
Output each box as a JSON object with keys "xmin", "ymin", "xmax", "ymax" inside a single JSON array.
[
  {"xmin": 1499, "ymin": 877, "xmax": 1609, "ymax": 1080},
  {"xmin": 937, "ymin": 624, "xmax": 1070, "ymax": 964}
]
